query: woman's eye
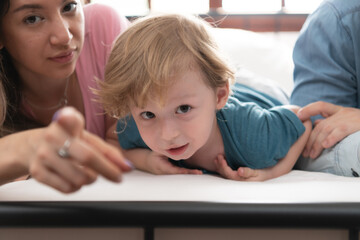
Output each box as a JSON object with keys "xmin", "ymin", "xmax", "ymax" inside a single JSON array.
[
  {"xmin": 63, "ymin": 2, "xmax": 77, "ymax": 13},
  {"xmin": 176, "ymin": 105, "xmax": 191, "ymax": 114},
  {"xmin": 24, "ymin": 15, "xmax": 43, "ymax": 24},
  {"xmin": 140, "ymin": 111, "xmax": 155, "ymax": 120}
]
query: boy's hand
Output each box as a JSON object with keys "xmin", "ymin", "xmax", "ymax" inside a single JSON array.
[
  {"xmin": 214, "ymin": 155, "xmax": 267, "ymax": 181},
  {"xmin": 144, "ymin": 151, "xmax": 203, "ymax": 175}
]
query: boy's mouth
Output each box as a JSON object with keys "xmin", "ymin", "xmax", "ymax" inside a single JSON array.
[{"xmin": 166, "ymin": 143, "xmax": 189, "ymax": 156}]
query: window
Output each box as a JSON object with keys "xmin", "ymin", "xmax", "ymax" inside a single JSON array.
[
  {"xmin": 284, "ymin": 0, "xmax": 323, "ymax": 13},
  {"xmin": 151, "ymin": 0, "xmax": 209, "ymax": 14},
  {"xmin": 92, "ymin": 0, "xmax": 322, "ymax": 15},
  {"xmin": 223, "ymin": 0, "xmax": 281, "ymax": 13},
  {"xmin": 90, "ymin": 0, "xmax": 323, "ymax": 31},
  {"xmin": 92, "ymin": 0, "xmax": 149, "ymax": 16}
]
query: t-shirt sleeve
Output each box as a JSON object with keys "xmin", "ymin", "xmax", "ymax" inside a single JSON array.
[
  {"xmin": 223, "ymin": 100, "xmax": 305, "ymax": 169},
  {"xmin": 116, "ymin": 116, "xmax": 148, "ymax": 150}
]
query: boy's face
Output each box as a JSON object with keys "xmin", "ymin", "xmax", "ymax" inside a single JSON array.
[{"xmin": 130, "ymin": 69, "xmax": 228, "ymax": 160}]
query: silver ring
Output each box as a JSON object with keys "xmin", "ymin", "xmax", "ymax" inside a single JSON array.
[{"xmin": 58, "ymin": 139, "xmax": 71, "ymax": 158}]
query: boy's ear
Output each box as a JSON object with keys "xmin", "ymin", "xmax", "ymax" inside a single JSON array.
[{"xmin": 216, "ymin": 81, "xmax": 230, "ymax": 110}]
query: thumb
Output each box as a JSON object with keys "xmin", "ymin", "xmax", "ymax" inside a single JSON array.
[{"xmin": 52, "ymin": 107, "xmax": 85, "ymax": 137}]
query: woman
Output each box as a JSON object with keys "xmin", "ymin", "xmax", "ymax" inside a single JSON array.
[{"xmin": 0, "ymin": 0, "xmax": 132, "ymax": 193}]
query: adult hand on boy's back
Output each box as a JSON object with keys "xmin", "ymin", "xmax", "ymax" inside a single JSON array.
[
  {"xmin": 214, "ymin": 155, "xmax": 264, "ymax": 181},
  {"xmin": 297, "ymin": 101, "xmax": 360, "ymax": 159}
]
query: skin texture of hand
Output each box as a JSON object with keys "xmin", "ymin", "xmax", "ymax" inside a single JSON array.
[
  {"xmin": 28, "ymin": 107, "xmax": 132, "ymax": 193},
  {"xmin": 214, "ymin": 154, "xmax": 265, "ymax": 181},
  {"xmin": 297, "ymin": 101, "xmax": 360, "ymax": 159},
  {"xmin": 143, "ymin": 151, "xmax": 203, "ymax": 175}
]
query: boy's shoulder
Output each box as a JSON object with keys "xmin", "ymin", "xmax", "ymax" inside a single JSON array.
[{"xmin": 228, "ymin": 83, "xmax": 282, "ymax": 109}]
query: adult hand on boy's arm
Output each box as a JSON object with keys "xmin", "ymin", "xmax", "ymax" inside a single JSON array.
[
  {"xmin": 124, "ymin": 149, "xmax": 203, "ymax": 175},
  {"xmin": 297, "ymin": 101, "xmax": 360, "ymax": 159}
]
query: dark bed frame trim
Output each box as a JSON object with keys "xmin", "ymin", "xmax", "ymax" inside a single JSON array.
[{"xmin": 0, "ymin": 201, "xmax": 359, "ymax": 240}]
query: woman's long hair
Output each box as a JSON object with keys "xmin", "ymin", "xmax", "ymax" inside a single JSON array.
[{"xmin": 0, "ymin": 0, "xmax": 42, "ymax": 137}]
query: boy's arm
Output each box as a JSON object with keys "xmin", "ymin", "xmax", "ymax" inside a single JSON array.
[
  {"xmin": 214, "ymin": 106, "xmax": 312, "ymax": 181},
  {"xmin": 250, "ymin": 118, "xmax": 311, "ymax": 181},
  {"xmin": 123, "ymin": 148, "xmax": 203, "ymax": 175},
  {"xmin": 106, "ymin": 120, "xmax": 202, "ymax": 175}
]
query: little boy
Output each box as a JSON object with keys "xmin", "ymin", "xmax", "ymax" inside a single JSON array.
[{"xmin": 98, "ymin": 14, "xmax": 311, "ymax": 181}]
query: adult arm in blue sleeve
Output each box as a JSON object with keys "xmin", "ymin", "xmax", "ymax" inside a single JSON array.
[{"xmin": 291, "ymin": 2, "xmax": 357, "ymax": 112}]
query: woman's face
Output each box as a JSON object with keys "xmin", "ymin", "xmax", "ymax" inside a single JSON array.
[{"xmin": 0, "ymin": 0, "xmax": 84, "ymax": 81}]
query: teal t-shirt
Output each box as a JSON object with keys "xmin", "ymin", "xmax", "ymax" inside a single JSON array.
[{"xmin": 117, "ymin": 83, "xmax": 305, "ymax": 170}]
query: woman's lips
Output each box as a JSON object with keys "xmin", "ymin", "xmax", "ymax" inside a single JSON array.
[
  {"xmin": 166, "ymin": 143, "xmax": 189, "ymax": 156},
  {"xmin": 49, "ymin": 50, "xmax": 75, "ymax": 63}
]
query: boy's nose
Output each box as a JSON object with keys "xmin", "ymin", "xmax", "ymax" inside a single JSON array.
[{"xmin": 160, "ymin": 119, "xmax": 180, "ymax": 141}]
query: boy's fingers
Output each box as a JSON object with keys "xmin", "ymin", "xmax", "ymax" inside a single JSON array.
[{"xmin": 238, "ymin": 167, "xmax": 258, "ymax": 178}]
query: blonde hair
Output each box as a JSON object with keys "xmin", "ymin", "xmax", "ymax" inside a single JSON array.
[{"xmin": 98, "ymin": 14, "xmax": 234, "ymax": 119}]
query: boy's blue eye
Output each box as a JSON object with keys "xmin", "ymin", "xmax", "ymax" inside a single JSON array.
[
  {"xmin": 63, "ymin": 2, "xmax": 77, "ymax": 13},
  {"xmin": 140, "ymin": 111, "xmax": 155, "ymax": 120},
  {"xmin": 176, "ymin": 105, "xmax": 191, "ymax": 114}
]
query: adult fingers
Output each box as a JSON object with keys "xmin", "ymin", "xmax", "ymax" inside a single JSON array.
[
  {"xmin": 54, "ymin": 107, "xmax": 85, "ymax": 137},
  {"xmin": 297, "ymin": 101, "xmax": 341, "ymax": 121},
  {"xmin": 52, "ymin": 107, "xmax": 125, "ymax": 182},
  {"xmin": 66, "ymin": 137, "xmax": 122, "ymax": 183},
  {"xmin": 31, "ymin": 143, "xmax": 98, "ymax": 193},
  {"xmin": 43, "ymin": 153, "xmax": 98, "ymax": 190},
  {"xmin": 322, "ymin": 127, "xmax": 348, "ymax": 149},
  {"xmin": 302, "ymin": 118, "xmax": 330, "ymax": 158},
  {"xmin": 29, "ymin": 162, "xmax": 75, "ymax": 193},
  {"xmin": 82, "ymin": 131, "xmax": 133, "ymax": 172}
]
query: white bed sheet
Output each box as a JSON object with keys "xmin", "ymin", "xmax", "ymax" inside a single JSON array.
[{"xmin": 0, "ymin": 170, "xmax": 359, "ymax": 203}]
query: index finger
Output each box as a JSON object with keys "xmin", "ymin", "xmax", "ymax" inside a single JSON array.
[
  {"xmin": 297, "ymin": 101, "xmax": 341, "ymax": 121},
  {"xmin": 54, "ymin": 107, "xmax": 85, "ymax": 137}
]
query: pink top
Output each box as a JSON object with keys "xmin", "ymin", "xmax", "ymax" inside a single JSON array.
[{"xmin": 76, "ymin": 3, "xmax": 129, "ymax": 138}]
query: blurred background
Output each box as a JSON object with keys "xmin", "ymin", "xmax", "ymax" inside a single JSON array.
[{"xmin": 89, "ymin": 0, "xmax": 323, "ymax": 32}]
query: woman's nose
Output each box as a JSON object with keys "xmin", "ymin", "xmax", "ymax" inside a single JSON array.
[{"xmin": 49, "ymin": 17, "xmax": 73, "ymax": 46}]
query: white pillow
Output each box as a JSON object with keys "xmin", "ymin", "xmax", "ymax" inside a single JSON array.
[
  {"xmin": 210, "ymin": 28, "xmax": 296, "ymax": 96},
  {"xmin": 234, "ymin": 67, "xmax": 290, "ymax": 105}
]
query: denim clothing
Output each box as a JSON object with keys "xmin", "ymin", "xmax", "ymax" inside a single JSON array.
[
  {"xmin": 291, "ymin": 0, "xmax": 360, "ymax": 177},
  {"xmin": 295, "ymin": 131, "xmax": 360, "ymax": 177},
  {"xmin": 291, "ymin": 0, "xmax": 360, "ymax": 113}
]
